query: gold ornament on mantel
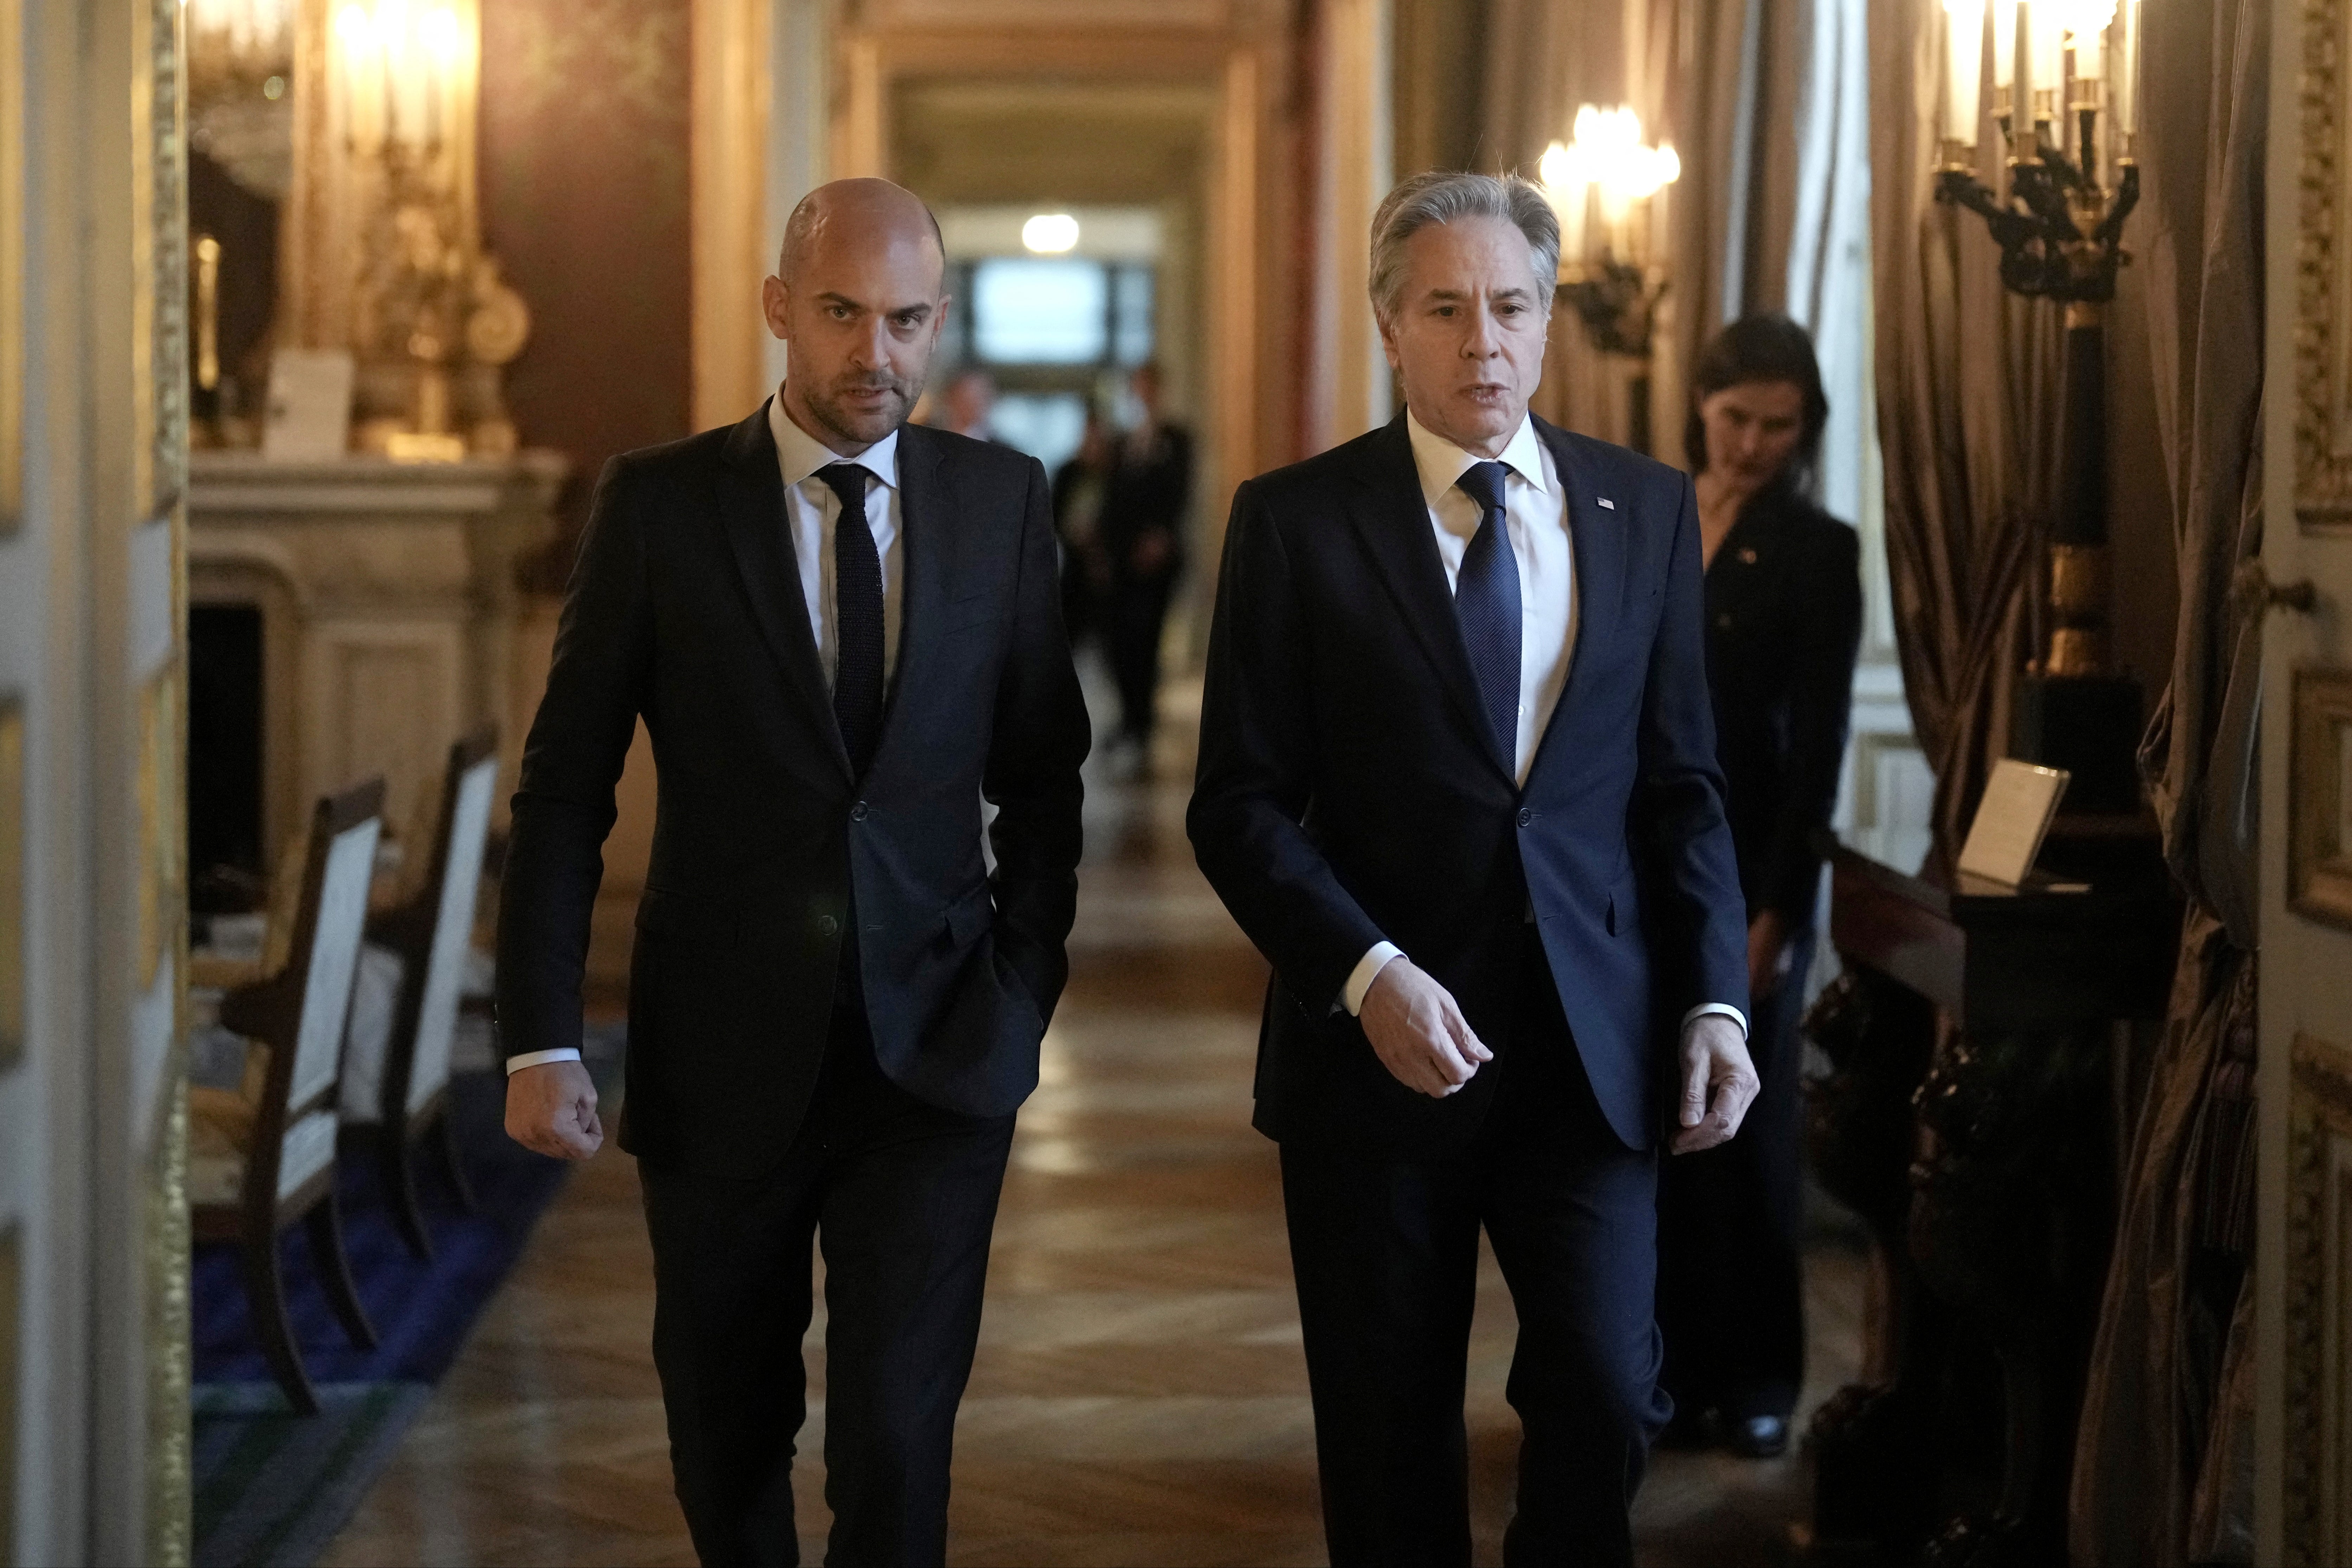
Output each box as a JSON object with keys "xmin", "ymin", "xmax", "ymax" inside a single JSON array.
[{"xmin": 328, "ymin": 0, "xmax": 528, "ymax": 462}]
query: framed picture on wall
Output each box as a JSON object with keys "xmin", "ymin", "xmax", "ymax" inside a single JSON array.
[{"xmin": 2290, "ymin": 666, "xmax": 2352, "ymax": 930}]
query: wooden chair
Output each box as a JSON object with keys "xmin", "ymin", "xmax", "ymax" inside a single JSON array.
[
  {"xmin": 190, "ymin": 777, "xmax": 386, "ymax": 1416},
  {"xmin": 348, "ymin": 726, "xmax": 499, "ymax": 1259}
]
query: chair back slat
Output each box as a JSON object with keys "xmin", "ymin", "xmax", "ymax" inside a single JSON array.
[
  {"xmin": 406, "ymin": 754, "xmax": 497, "ymax": 1113},
  {"xmin": 288, "ymin": 814, "xmax": 381, "ymax": 1116},
  {"xmin": 277, "ymin": 1108, "xmax": 340, "ymax": 1198}
]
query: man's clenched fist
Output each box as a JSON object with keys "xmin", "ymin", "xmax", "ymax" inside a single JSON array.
[{"xmin": 505, "ymin": 1059, "xmax": 605, "ymax": 1160}]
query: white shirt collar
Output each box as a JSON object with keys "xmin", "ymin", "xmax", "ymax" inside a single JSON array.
[
  {"xmin": 1403, "ymin": 408, "xmax": 1550, "ymax": 512},
  {"xmin": 769, "ymin": 388, "xmax": 901, "ymax": 491}
]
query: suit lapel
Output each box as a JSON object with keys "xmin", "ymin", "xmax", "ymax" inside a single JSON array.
[
  {"xmin": 1525, "ymin": 419, "xmax": 1626, "ymax": 779},
  {"xmin": 718, "ymin": 401, "xmax": 853, "ymax": 781},
  {"xmin": 876, "ymin": 425, "xmax": 957, "ymax": 754},
  {"xmin": 1344, "ymin": 418, "xmax": 1513, "ymax": 779}
]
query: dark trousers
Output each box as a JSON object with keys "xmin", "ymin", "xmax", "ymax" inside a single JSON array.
[
  {"xmin": 1107, "ymin": 573, "xmax": 1174, "ymax": 744},
  {"xmin": 1656, "ymin": 925, "xmax": 1813, "ymax": 1423},
  {"xmin": 638, "ymin": 1014, "xmax": 1015, "ymax": 1568},
  {"xmin": 1278, "ymin": 941, "xmax": 1672, "ymax": 1567}
]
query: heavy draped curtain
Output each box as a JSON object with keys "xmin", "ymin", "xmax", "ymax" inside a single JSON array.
[
  {"xmin": 2070, "ymin": 0, "xmax": 2267, "ymax": 1560},
  {"xmin": 1484, "ymin": 0, "xmax": 1812, "ymax": 468},
  {"xmin": 1867, "ymin": 1, "xmax": 2064, "ymax": 864}
]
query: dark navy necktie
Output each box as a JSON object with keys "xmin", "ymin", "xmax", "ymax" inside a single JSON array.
[
  {"xmin": 1453, "ymin": 460, "xmax": 1521, "ymax": 770},
  {"xmin": 819, "ymin": 462, "xmax": 885, "ymax": 776}
]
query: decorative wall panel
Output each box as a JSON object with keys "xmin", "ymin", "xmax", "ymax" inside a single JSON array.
[
  {"xmin": 2299, "ymin": 0, "xmax": 2352, "ymax": 533},
  {"xmin": 0, "ymin": 1220, "xmax": 17, "ymax": 1557},
  {"xmin": 2287, "ymin": 1033, "xmax": 2352, "ymax": 1564},
  {"xmin": 2292, "ymin": 667, "xmax": 2352, "ymax": 930},
  {"xmin": 0, "ymin": 694, "xmax": 21, "ymax": 1071}
]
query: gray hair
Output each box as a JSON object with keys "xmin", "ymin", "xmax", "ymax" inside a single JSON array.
[{"xmin": 1368, "ymin": 171, "xmax": 1561, "ymax": 322}]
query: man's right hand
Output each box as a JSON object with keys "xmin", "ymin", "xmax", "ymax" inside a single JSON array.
[
  {"xmin": 1359, "ymin": 958, "xmax": 1492, "ymax": 1098},
  {"xmin": 504, "ymin": 1059, "xmax": 605, "ymax": 1160}
]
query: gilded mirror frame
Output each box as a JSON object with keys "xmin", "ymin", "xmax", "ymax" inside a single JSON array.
[{"xmin": 2298, "ymin": 0, "xmax": 2352, "ymax": 534}]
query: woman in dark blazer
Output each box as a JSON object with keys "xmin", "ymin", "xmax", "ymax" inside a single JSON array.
[{"xmin": 1656, "ymin": 313, "xmax": 1863, "ymax": 1458}]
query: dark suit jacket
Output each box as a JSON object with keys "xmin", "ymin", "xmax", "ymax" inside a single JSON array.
[
  {"xmin": 1703, "ymin": 484, "xmax": 1862, "ymax": 924},
  {"xmin": 496, "ymin": 403, "xmax": 1091, "ymax": 1178},
  {"xmin": 1187, "ymin": 414, "xmax": 1747, "ymax": 1155},
  {"xmin": 1102, "ymin": 422, "xmax": 1193, "ymax": 585}
]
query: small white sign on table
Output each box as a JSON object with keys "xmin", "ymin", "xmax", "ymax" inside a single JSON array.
[
  {"xmin": 260, "ymin": 348, "xmax": 355, "ymax": 462},
  {"xmin": 1957, "ymin": 758, "xmax": 2072, "ymax": 889}
]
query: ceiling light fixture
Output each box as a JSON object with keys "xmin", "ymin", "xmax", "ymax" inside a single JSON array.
[{"xmin": 1021, "ymin": 213, "xmax": 1081, "ymax": 255}]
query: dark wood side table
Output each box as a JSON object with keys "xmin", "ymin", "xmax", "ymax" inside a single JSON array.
[{"xmin": 1804, "ymin": 829, "xmax": 2177, "ymax": 1567}]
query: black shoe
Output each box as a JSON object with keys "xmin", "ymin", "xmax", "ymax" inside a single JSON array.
[{"xmin": 1726, "ymin": 1414, "xmax": 1789, "ymax": 1458}]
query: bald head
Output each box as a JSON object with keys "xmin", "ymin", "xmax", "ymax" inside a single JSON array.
[
  {"xmin": 763, "ymin": 178, "xmax": 952, "ymax": 454},
  {"xmin": 777, "ymin": 177, "xmax": 945, "ymax": 283}
]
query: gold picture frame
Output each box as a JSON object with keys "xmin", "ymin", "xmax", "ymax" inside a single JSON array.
[{"xmin": 2290, "ymin": 667, "xmax": 2352, "ymax": 931}]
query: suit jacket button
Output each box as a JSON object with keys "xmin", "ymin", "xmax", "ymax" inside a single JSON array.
[
  {"xmin": 1517, "ymin": 808, "xmax": 1534, "ymax": 828},
  {"xmin": 818, "ymin": 914, "xmax": 840, "ymax": 937},
  {"xmin": 851, "ymin": 801, "xmax": 869, "ymax": 822}
]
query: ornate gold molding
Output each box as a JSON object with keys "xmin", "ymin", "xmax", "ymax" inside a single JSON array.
[
  {"xmin": 143, "ymin": 0, "xmax": 191, "ymax": 1557},
  {"xmin": 2284, "ymin": 1031, "xmax": 2352, "ymax": 1566},
  {"xmin": 2298, "ymin": 0, "xmax": 2352, "ymax": 532}
]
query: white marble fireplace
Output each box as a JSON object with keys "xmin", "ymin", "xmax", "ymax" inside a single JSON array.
[{"xmin": 187, "ymin": 451, "xmax": 568, "ymax": 874}]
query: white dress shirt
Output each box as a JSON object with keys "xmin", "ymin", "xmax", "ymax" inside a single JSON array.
[
  {"xmin": 770, "ymin": 389, "xmax": 906, "ymax": 686},
  {"xmin": 507, "ymin": 390, "xmax": 908, "ymax": 1077},
  {"xmin": 1339, "ymin": 412, "xmax": 1747, "ymax": 1043}
]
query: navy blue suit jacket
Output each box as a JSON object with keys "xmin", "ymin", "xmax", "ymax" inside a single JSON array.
[{"xmin": 1187, "ymin": 414, "xmax": 1748, "ymax": 1153}]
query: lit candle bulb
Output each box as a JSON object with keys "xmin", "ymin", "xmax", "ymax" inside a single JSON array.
[
  {"xmin": 1945, "ymin": 0, "xmax": 1987, "ymax": 146},
  {"xmin": 1992, "ymin": 0, "xmax": 2020, "ymax": 110},
  {"xmin": 2114, "ymin": 0, "xmax": 2140, "ymax": 139},
  {"xmin": 1539, "ymin": 139, "xmax": 1589, "ymax": 266},
  {"xmin": 2025, "ymin": 1, "xmax": 2066, "ymax": 114},
  {"xmin": 2067, "ymin": 0, "xmax": 2115, "ymax": 84}
]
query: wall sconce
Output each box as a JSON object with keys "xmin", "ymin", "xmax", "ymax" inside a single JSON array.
[
  {"xmin": 1939, "ymin": 0, "xmax": 2146, "ymax": 812},
  {"xmin": 1538, "ymin": 104, "xmax": 1680, "ymax": 453}
]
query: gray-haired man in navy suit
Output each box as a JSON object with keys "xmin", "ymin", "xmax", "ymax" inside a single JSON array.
[{"xmin": 1189, "ymin": 171, "xmax": 1758, "ymax": 1566}]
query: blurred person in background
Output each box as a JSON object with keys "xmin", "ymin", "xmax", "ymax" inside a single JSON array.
[
  {"xmin": 1655, "ymin": 313, "xmax": 1862, "ymax": 1460},
  {"xmin": 936, "ymin": 366, "xmax": 1001, "ymax": 443},
  {"xmin": 1098, "ymin": 362, "xmax": 1191, "ymax": 771},
  {"xmin": 1053, "ymin": 402, "xmax": 1117, "ymax": 658}
]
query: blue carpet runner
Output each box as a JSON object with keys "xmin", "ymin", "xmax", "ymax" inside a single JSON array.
[{"xmin": 191, "ymin": 1022, "xmax": 625, "ymax": 1568}]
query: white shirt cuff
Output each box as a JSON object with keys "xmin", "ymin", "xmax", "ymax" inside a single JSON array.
[
  {"xmin": 505, "ymin": 1047, "xmax": 584, "ymax": 1074},
  {"xmin": 1682, "ymin": 1002, "xmax": 1748, "ymax": 1039},
  {"xmin": 1341, "ymin": 942, "xmax": 1405, "ymax": 1016}
]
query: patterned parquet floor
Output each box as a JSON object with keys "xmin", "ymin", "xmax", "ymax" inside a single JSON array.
[{"xmin": 321, "ymin": 680, "xmax": 1864, "ymax": 1567}]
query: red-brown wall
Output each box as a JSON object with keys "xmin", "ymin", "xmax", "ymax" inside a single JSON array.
[{"xmin": 478, "ymin": 0, "xmax": 693, "ymax": 577}]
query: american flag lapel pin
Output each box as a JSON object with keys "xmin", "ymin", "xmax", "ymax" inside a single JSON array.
[{"xmin": 1596, "ymin": 497, "xmax": 1617, "ymax": 510}]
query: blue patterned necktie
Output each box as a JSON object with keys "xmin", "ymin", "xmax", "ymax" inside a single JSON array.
[
  {"xmin": 819, "ymin": 462, "xmax": 885, "ymax": 775},
  {"xmin": 1453, "ymin": 460, "xmax": 1521, "ymax": 770}
]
